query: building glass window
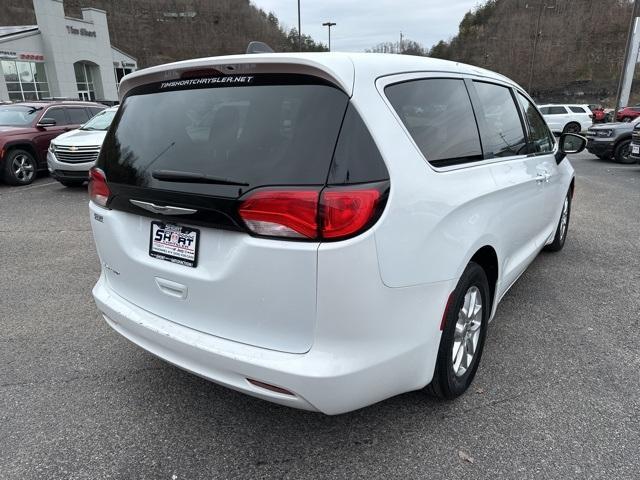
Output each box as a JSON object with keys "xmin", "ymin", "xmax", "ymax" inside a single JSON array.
[
  {"xmin": 74, "ymin": 62, "xmax": 96, "ymax": 101},
  {"xmin": 114, "ymin": 66, "xmax": 134, "ymax": 85},
  {"xmin": 1, "ymin": 60, "xmax": 50, "ymax": 101}
]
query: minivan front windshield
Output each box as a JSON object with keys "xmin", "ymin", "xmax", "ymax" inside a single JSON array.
[
  {"xmin": 98, "ymin": 75, "xmax": 349, "ymax": 198},
  {"xmin": 81, "ymin": 109, "xmax": 117, "ymax": 131},
  {"xmin": 0, "ymin": 105, "xmax": 42, "ymax": 126}
]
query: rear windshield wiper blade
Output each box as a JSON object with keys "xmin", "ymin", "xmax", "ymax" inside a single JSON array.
[{"xmin": 152, "ymin": 169, "xmax": 249, "ymax": 186}]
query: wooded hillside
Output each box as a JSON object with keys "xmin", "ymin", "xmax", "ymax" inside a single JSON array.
[
  {"xmin": 0, "ymin": 0, "xmax": 325, "ymax": 68},
  {"xmin": 430, "ymin": 0, "xmax": 635, "ymax": 104}
]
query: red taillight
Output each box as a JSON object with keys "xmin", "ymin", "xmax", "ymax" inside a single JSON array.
[
  {"xmin": 238, "ymin": 184, "xmax": 386, "ymax": 241},
  {"xmin": 321, "ymin": 188, "xmax": 381, "ymax": 239},
  {"xmin": 238, "ymin": 189, "xmax": 319, "ymax": 239},
  {"xmin": 88, "ymin": 167, "xmax": 111, "ymax": 208}
]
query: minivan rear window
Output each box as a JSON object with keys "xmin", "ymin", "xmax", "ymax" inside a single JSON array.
[{"xmin": 99, "ymin": 74, "xmax": 349, "ymax": 197}]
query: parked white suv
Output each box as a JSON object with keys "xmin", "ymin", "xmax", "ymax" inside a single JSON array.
[
  {"xmin": 48, "ymin": 106, "xmax": 118, "ymax": 187},
  {"xmin": 539, "ymin": 104, "xmax": 593, "ymax": 134},
  {"xmin": 89, "ymin": 53, "xmax": 585, "ymax": 414}
]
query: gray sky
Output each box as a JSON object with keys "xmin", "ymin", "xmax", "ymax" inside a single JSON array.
[{"xmin": 250, "ymin": 0, "xmax": 479, "ymax": 52}]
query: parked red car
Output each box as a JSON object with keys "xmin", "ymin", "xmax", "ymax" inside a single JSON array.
[
  {"xmin": 615, "ymin": 106, "xmax": 640, "ymax": 122},
  {"xmin": 0, "ymin": 101, "xmax": 105, "ymax": 186},
  {"xmin": 589, "ymin": 105, "xmax": 606, "ymax": 123}
]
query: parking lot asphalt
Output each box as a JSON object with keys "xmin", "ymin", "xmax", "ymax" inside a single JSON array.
[{"xmin": 1, "ymin": 152, "xmax": 639, "ymax": 480}]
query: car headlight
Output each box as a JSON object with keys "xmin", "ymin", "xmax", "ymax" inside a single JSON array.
[
  {"xmin": 49, "ymin": 143, "xmax": 57, "ymax": 152},
  {"xmin": 595, "ymin": 130, "xmax": 613, "ymax": 137}
]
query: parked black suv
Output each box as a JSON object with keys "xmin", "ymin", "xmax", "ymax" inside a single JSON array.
[
  {"xmin": 585, "ymin": 118, "xmax": 639, "ymax": 164},
  {"xmin": 629, "ymin": 122, "xmax": 640, "ymax": 163}
]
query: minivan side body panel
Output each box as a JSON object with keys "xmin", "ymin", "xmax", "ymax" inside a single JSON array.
[{"xmin": 369, "ymin": 71, "xmax": 570, "ymax": 298}]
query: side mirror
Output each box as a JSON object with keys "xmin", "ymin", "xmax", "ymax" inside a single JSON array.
[
  {"xmin": 37, "ymin": 117, "xmax": 57, "ymax": 127},
  {"xmin": 555, "ymin": 133, "xmax": 587, "ymax": 163}
]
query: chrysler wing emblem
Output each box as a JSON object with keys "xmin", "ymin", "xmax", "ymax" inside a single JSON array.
[
  {"xmin": 70, "ymin": 145, "xmax": 78, "ymax": 151},
  {"xmin": 130, "ymin": 199, "xmax": 197, "ymax": 216}
]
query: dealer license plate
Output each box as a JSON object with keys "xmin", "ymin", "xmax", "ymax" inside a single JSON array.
[
  {"xmin": 149, "ymin": 221, "xmax": 199, "ymax": 268},
  {"xmin": 632, "ymin": 145, "xmax": 639, "ymax": 154}
]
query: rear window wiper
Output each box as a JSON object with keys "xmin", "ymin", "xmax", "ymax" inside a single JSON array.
[{"xmin": 152, "ymin": 169, "xmax": 249, "ymax": 186}]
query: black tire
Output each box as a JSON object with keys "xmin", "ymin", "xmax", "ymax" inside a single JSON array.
[
  {"xmin": 544, "ymin": 190, "xmax": 572, "ymax": 252},
  {"xmin": 428, "ymin": 262, "xmax": 490, "ymax": 400},
  {"xmin": 563, "ymin": 122, "xmax": 581, "ymax": 134},
  {"xmin": 614, "ymin": 139, "xmax": 635, "ymax": 164},
  {"xmin": 59, "ymin": 179, "xmax": 85, "ymax": 187},
  {"xmin": 2, "ymin": 148, "xmax": 37, "ymax": 186}
]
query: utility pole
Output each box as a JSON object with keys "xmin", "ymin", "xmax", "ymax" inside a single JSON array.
[
  {"xmin": 527, "ymin": 1, "xmax": 555, "ymax": 94},
  {"xmin": 322, "ymin": 22, "xmax": 336, "ymax": 51},
  {"xmin": 399, "ymin": 31, "xmax": 403, "ymax": 54},
  {"xmin": 615, "ymin": 0, "xmax": 640, "ymax": 114},
  {"xmin": 297, "ymin": 0, "xmax": 302, "ymax": 51}
]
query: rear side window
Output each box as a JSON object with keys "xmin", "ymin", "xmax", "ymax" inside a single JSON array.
[
  {"xmin": 385, "ymin": 78, "xmax": 483, "ymax": 167},
  {"xmin": 546, "ymin": 106, "xmax": 567, "ymax": 115},
  {"xmin": 328, "ymin": 105, "xmax": 388, "ymax": 184},
  {"xmin": 99, "ymin": 74, "xmax": 349, "ymax": 197},
  {"xmin": 67, "ymin": 108, "xmax": 90, "ymax": 124},
  {"xmin": 517, "ymin": 93, "xmax": 554, "ymax": 154},
  {"xmin": 569, "ymin": 106, "xmax": 586, "ymax": 113},
  {"xmin": 473, "ymin": 81, "xmax": 527, "ymax": 158}
]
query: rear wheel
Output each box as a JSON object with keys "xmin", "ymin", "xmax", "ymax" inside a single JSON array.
[
  {"xmin": 428, "ymin": 262, "xmax": 489, "ymax": 399},
  {"xmin": 544, "ymin": 191, "xmax": 571, "ymax": 252},
  {"xmin": 614, "ymin": 139, "xmax": 635, "ymax": 164},
  {"xmin": 3, "ymin": 149, "xmax": 37, "ymax": 186},
  {"xmin": 563, "ymin": 122, "xmax": 581, "ymax": 134}
]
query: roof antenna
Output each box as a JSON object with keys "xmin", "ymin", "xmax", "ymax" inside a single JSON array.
[{"xmin": 246, "ymin": 41, "xmax": 275, "ymax": 54}]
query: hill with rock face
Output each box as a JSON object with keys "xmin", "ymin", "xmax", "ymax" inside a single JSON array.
[{"xmin": 429, "ymin": 0, "xmax": 635, "ymax": 104}]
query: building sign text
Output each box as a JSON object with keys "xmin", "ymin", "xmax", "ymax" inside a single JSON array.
[
  {"xmin": 19, "ymin": 53, "xmax": 45, "ymax": 61},
  {"xmin": 66, "ymin": 25, "xmax": 97, "ymax": 37}
]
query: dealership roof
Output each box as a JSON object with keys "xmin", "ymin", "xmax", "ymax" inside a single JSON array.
[{"xmin": 0, "ymin": 25, "xmax": 39, "ymax": 39}]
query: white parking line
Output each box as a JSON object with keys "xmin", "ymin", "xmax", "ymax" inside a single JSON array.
[{"xmin": 0, "ymin": 181, "xmax": 57, "ymax": 195}]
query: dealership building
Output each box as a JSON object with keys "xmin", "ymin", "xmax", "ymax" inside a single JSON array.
[{"xmin": 0, "ymin": 0, "xmax": 136, "ymax": 103}]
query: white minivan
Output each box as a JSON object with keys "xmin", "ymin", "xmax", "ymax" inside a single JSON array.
[{"xmin": 89, "ymin": 53, "xmax": 585, "ymax": 414}]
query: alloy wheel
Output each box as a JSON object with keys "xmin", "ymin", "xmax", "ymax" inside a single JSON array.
[
  {"xmin": 559, "ymin": 196, "xmax": 569, "ymax": 241},
  {"xmin": 621, "ymin": 144, "xmax": 631, "ymax": 162},
  {"xmin": 452, "ymin": 286, "xmax": 483, "ymax": 377},
  {"xmin": 12, "ymin": 154, "xmax": 35, "ymax": 183}
]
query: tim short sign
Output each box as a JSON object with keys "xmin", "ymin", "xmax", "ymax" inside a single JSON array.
[{"xmin": 66, "ymin": 25, "xmax": 97, "ymax": 37}]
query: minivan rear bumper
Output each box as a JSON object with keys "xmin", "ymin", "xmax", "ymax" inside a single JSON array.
[{"xmin": 93, "ymin": 271, "xmax": 448, "ymax": 415}]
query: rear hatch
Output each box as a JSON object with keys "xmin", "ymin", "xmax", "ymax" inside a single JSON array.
[{"xmin": 92, "ymin": 69, "xmax": 388, "ymax": 353}]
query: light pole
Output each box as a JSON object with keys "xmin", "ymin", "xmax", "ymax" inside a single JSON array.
[
  {"xmin": 526, "ymin": 1, "xmax": 555, "ymax": 93},
  {"xmin": 615, "ymin": 0, "xmax": 640, "ymax": 115},
  {"xmin": 322, "ymin": 21, "xmax": 336, "ymax": 51},
  {"xmin": 297, "ymin": 0, "xmax": 302, "ymax": 51}
]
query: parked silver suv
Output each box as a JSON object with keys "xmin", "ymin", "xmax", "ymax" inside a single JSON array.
[{"xmin": 47, "ymin": 106, "xmax": 118, "ymax": 186}]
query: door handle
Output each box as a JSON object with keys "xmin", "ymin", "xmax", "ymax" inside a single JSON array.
[{"xmin": 536, "ymin": 172, "xmax": 550, "ymax": 183}]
